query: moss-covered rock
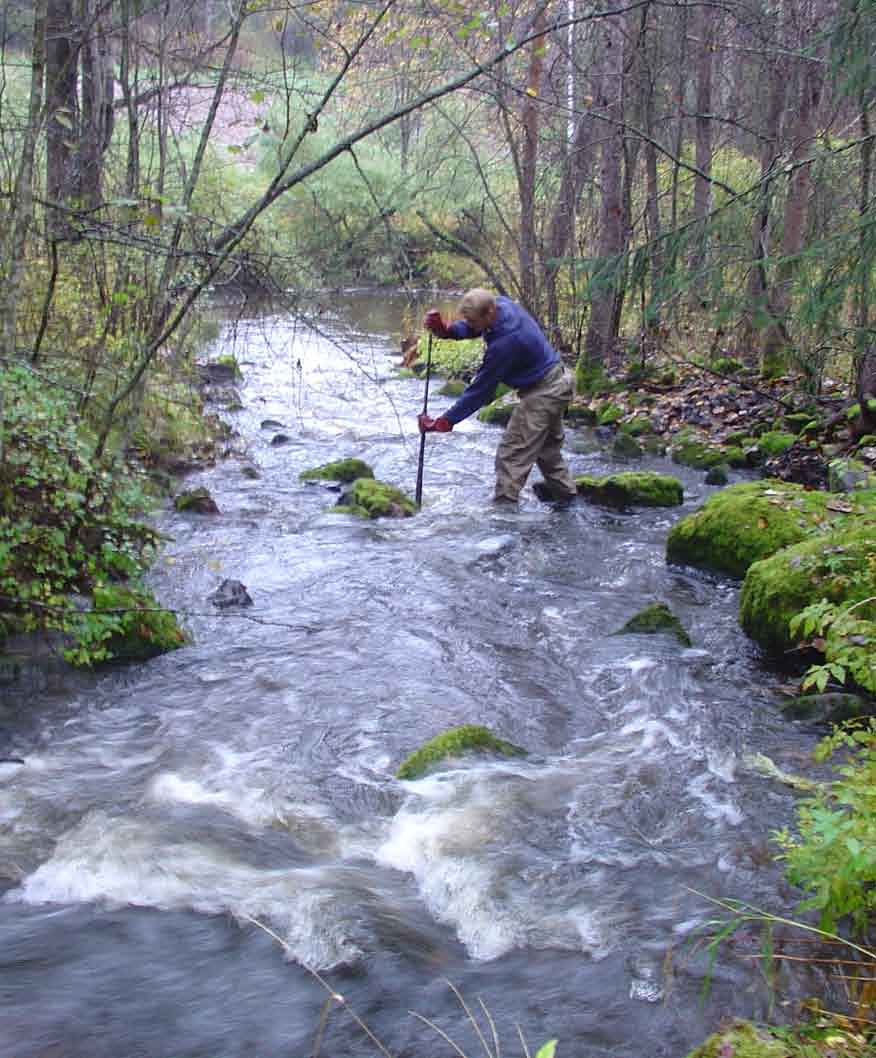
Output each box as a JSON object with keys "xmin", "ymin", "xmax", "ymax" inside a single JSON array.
[
  {"xmin": 779, "ymin": 691, "xmax": 874, "ymax": 724},
  {"xmin": 300, "ymin": 458, "xmax": 375, "ymax": 483},
  {"xmin": 477, "ymin": 397, "xmax": 517, "ymax": 426},
  {"xmin": 709, "ymin": 357, "xmax": 744, "ymax": 375},
  {"xmin": 739, "ymin": 527, "xmax": 876, "ymax": 655},
  {"xmin": 671, "ymin": 437, "xmax": 728, "ymax": 470},
  {"xmin": 565, "ymin": 403, "xmax": 598, "ymax": 426},
  {"xmin": 174, "ymin": 487, "xmax": 219, "ymax": 514},
  {"xmin": 438, "ymin": 379, "xmax": 467, "ymax": 397},
  {"xmin": 619, "ymin": 415, "xmax": 652, "ymax": 437},
  {"xmin": 783, "ymin": 411, "xmax": 816, "ymax": 433},
  {"xmin": 576, "ymin": 471, "xmax": 683, "ymax": 508},
  {"xmin": 396, "ymin": 724, "xmax": 527, "ymax": 780},
  {"xmin": 828, "ymin": 457, "xmax": 876, "ymax": 493},
  {"xmin": 757, "ymin": 430, "xmax": 796, "ymax": 459},
  {"xmin": 616, "ymin": 603, "xmax": 691, "ymax": 645},
  {"xmin": 684, "ymin": 1021, "xmax": 789, "ymax": 1058},
  {"xmin": 722, "ymin": 446, "xmax": 749, "ymax": 468},
  {"xmin": 596, "ymin": 401, "xmax": 624, "ymax": 426},
  {"xmin": 704, "ymin": 464, "xmax": 729, "ymax": 486},
  {"xmin": 665, "ymin": 480, "xmax": 876, "ymax": 578},
  {"xmin": 612, "ymin": 432, "xmax": 644, "ymax": 459},
  {"xmin": 333, "ymin": 478, "xmax": 416, "ymax": 519}
]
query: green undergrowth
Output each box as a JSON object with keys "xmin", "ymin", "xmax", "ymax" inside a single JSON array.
[{"xmin": 0, "ymin": 362, "xmax": 184, "ymax": 665}]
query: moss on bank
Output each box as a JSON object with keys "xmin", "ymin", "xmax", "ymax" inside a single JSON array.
[
  {"xmin": 739, "ymin": 527, "xmax": 876, "ymax": 655},
  {"xmin": 397, "ymin": 724, "xmax": 527, "ymax": 780},
  {"xmin": 666, "ymin": 481, "xmax": 876, "ymax": 578}
]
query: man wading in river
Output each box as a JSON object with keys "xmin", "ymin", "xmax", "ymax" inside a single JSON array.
[{"xmin": 418, "ymin": 288, "xmax": 578, "ymax": 506}]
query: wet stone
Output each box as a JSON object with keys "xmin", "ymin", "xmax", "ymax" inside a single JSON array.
[{"xmin": 208, "ymin": 579, "xmax": 254, "ymax": 609}]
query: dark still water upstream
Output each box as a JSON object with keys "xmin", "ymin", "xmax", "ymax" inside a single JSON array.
[{"xmin": 0, "ymin": 294, "xmax": 824, "ymax": 1057}]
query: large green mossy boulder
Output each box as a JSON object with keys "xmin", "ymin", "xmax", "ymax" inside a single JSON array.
[
  {"xmin": 615, "ymin": 603, "xmax": 691, "ymax": 646},
  {"xmin": 300, "ymin": 458, "xmax": 374, "ymax": 483},
  {"xmin": 576, "ymin": 471, "xmax": 683, "ymax": 508},
  {"xmin": 333, "ymin": 478, "xmax": 416, "ymax": 519},
  {"xmin": 666, "ymin": 480, "xmax": 876, "ymax": 578},
  {"xmin": 396, "ymin": 724, "xmax": 527, "ymax": 780},
  {"xmin": 684, "ymin": 1021, "xmax": 788, "ymax": 1058},
  {"xmin": 739, "ymin": 527, "xmax": 876, "ymax": 655}
]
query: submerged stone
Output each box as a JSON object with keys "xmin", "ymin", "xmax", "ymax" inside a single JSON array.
[
  {"xmin": 396, "ymin": 724, "xmax": 527, "ymax": 780},
  {"xmin": 208, "ymin": 579, "xmax": 253, "ymax": 609},
  {"xmin": 616, "ymin": 603, "xmax": 691, "ymax": 646},
  {"xmin": 779, "ymin": 691, "xmax": 874, "ymax": 724},
  {"xmin": 334, "ymin": 478, "xmax": 416, "ymax": 519},
  {"xmin": 576, "ymin": 471, "xmax": 683, "ymax": 508},
  {"xmin": 665, "ymin": 480, "xmax": 876, "ymax": 578},
  {"xmin": 300, "ymin": 458, "xmax": 375, "ymax": 483}
]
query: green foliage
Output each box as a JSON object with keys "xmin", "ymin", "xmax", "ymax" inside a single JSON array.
[
  {"xmin": 790, "ymin": 596, "xmax": 876, "ymax": 695},
  {"xmin": 773, "ymin": 719, "xmax": 876, "ymax": 935},
  {"xmin": 0, "ymin": 363, "xmax": 168, "ymax": 665}
]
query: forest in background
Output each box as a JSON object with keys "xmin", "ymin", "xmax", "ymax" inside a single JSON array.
[{"xmin": 2, "ymin": 0, "xmax": 876, "ymax": 657}]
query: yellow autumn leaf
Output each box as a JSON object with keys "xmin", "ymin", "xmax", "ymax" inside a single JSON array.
[
  {"xmin": 525, "ymin": 86, "xmax": 538, "ymax": 97},
  {"xmin": 757, "ymin": 517, "xmax": 768, "ymax": 529}
]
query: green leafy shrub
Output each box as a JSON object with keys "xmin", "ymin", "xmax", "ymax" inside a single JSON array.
[
  {"xmin": 773, "ymin": 719, "xmax": 876, "ymax": 935},
  {"xmin": 0, "ymin": 363, "xmax": 164, "ymax": 664}
]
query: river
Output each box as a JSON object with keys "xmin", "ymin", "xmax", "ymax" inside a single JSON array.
[{"xmin": 0, "ymin": 292, "xmax": 822, "ymax": 1057}]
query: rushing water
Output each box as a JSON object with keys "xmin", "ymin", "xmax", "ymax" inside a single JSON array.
[{"xmin": 0, "ymin": 293, "xmax": 826, "ymax": 1057}]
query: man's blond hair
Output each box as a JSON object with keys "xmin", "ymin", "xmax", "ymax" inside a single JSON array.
[{"xmin": 459, "ymin": 288, "xmax": 496, "ymax": 325}]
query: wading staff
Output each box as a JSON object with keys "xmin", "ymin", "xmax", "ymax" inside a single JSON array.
[{"xmin": 414, "ymin": 332, "xmax": 434, "ymax": 507}]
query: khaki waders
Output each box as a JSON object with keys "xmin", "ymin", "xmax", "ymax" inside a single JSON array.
[{"xmin": 494, "ymin": 363, "xmax": 577, "ymax": 503}]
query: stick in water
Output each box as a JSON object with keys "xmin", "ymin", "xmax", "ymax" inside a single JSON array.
[{"xmin": 415, "ymin": 332, "xmax": 434, "ymax": 507}]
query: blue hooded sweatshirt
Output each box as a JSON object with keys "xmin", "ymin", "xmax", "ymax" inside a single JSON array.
[{"xmin": 441, "ymin": 297, "xmax": 559, "ymax": 425}]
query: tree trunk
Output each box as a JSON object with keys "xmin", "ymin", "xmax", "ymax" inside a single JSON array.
[
  {"xmin": 79, "ymin": 0, "xmax": 115, "ymax": 209},
  {"xmin": 690, "ymin": 2, "xmax": 714, "ymax": 294},
  {"xmin": 740, "ymin": 47, "xmax": 787, "ymax": 364},
  {"xmin": 760, "ymin": 46, "xmax": 825, "ymax": 374},
  {"xmin": 518, "ymin": 6, "xmax": 547, "ymax": 314},
  {"xmin": 45, "ymin": 0, "xmax": 79, "ymax": 228},
  {"xmin": 0, "ymin": 0, "xmax": 47, "ymax": 462},
  {"xmin": 583, "ymin": 14, "xmax": 626, "ymax": 369}
]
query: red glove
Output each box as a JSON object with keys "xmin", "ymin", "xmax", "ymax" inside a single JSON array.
[
  {"xmin": 424, "ymin": 310, "xmax": 451, "ymax": 339},
  {"xmin": 418, "ymin": 413, "xmax": 452, "ymax": 434}
]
